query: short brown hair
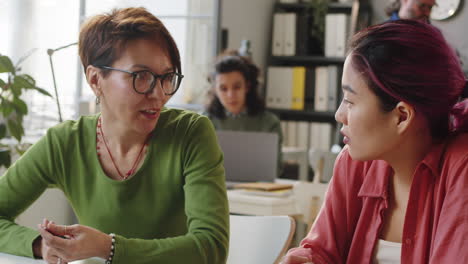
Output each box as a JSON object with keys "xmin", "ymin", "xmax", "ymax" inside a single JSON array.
[{"xmin": 78, "ymin": 7, "xmax": 181, "ymax": 75}]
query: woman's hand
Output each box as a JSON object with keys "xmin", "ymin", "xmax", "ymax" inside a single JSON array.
[
  {"xmin": 33, "ymin": 233, "xmax": 67, "ymax": 264},
  {"xmin": 37, "ymin": 219, "xmax": 112, "ymax": 263},
  {"xmin": 280, "ymin": 247, "xmax": 314, "ymax": 264},
  {"xmin": 280, "ymin": 255, "xmax": 314, "ymax": 264}
]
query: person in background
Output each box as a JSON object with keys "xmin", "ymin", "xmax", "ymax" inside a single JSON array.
[
  {"xmin": 385, "ymin": 0, "xmax": 435, "ymax": 22},
  {"xmin": 0, "ymin": 7, "xmax": 228, "ymax": 264},
  {"xmin": 205, "ymin": 51, "xmax": 283, "ymax": 176},
  {"xmin": 385, "ymin": 0, "xmax": 468, "ymax": 97},
  {"xmin": 386, "ymin": 0, "xmax": 468, "ymax": 114},
  {"xmin": 282, "ymin": 20, "xmax": 468, "ymax": 263}
]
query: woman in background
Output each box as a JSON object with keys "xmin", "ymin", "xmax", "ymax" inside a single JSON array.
[
  {"xmin": 205, "ymin": 51, "xmax": 283, "ymax": 175},
  {"xmin": 282, "ymin": 20, "xmax": 468, "ymax": 263},
  {"xmin": 0, "ymin": 7, "xmax": 228, "ymax": 264}
]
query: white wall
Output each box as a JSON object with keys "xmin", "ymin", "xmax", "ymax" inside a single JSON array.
[
  {"xmin": 220, "ymin": 0, "xmax": 275, "ymax": 76},
  {"xmin": 16, "ymin": 189, "xmax": 76, "ymax": 228},
  {"xmin": 432, "ymin": 9, "xmax": 468, "ymax": 74}
]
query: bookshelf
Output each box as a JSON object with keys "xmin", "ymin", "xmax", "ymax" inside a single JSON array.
[
  {"xmin": 269, "ymin": 108, "xmax": 335, "ymax": 123},
  {"xmin": 275, "ymin": 1, "xmax": 365, "ymax": 12},
  {"xmin": 266, "ymin": 0, "xmax": 372, "ymax": 150},
  {"xmin": 269, "ymin": 55, "xmax": 345, "ymax": 66}
]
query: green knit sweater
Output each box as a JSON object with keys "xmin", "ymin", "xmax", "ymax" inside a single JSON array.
[
  {"xmin": 207, "ymin": 110, "xmax": 281, "ymax": 134},
  {"xmin": 0, "ymin": 108, "xmax": 229, "ymax": 264}
]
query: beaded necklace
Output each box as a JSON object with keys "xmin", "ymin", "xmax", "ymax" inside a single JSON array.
[{"xmin": 96, "ymin": 117, "xmax": 149, "ymax": 180}]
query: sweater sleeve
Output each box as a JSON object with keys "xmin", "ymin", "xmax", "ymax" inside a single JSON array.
[
  {"xmin": 265, "ymin": 112, "xmax": 283, "ymax": 176},
  {"xmin": 284, "ymin": 148, "xmax": 364, "ymax": 264},
  {"xmin": 110, "ymin": 115, "xmax": 229, "ymax": 264},
  {"xmin": 0, "ymin": 129, "xmax": 61, "ymax": 257}
]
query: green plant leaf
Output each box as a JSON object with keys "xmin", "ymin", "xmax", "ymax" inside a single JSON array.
[
  {"xmin": 33, "ymin": 86, "xmax": 53, "ymax": 97},
  {"xmin": 0, "ymin": 55, "xmax": 15, "ymax": 73},
  {"xmin": 0, "ymin": 148, "xmax": 12, "ymax": 168},
  {"xmin": 1, "ymin": 101, "xmax": 14, "ymax": 117},
  {"xmin": 7, "ymin": 119, "xmax": 23, "ymax": 142},
  {"xmin": 13, "ymin": 98, "xmax": 28, "ymax": 115},
  {"xmin": 0, "ymin": 124, "xmax": 6, "ymax": 139},
  {"xmin": 10, "ymin": 83, "xmax": 22, "ymax": 97},
  {"xmin": 0, "ymin": 79, "xmax": 5, "ymax": 88},
  {"xmin": 14, "ymin": 74, "xmax": 36, "ymax": 89}
]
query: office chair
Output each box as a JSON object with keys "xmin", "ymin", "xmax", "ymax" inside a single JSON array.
[{"xmin": 227, "ymin": 215, "xmax": 296, "ymax": 264}]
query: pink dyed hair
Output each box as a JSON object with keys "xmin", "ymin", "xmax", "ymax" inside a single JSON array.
[{"xmin": 349, "ymin": 19, "xmax": 467, "ymax": 139}]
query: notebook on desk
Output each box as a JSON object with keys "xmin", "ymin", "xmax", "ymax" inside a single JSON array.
[{"xmin": 215, "ymin": 130, "xmax": 279, "ymax": 188}]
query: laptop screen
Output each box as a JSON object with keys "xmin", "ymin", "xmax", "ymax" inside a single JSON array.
[{"xmin": 216, "ymin": 130, "xmax": 279, "ymax": 183}]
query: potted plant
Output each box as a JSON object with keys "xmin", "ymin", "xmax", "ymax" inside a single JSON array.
[
  {"xmin": 308, "ymin": 0, "xmax": 329, "ymax": 55},
  {"xmin": 0, "ymin": 53, "xmax": 52, "ymax": 168}
]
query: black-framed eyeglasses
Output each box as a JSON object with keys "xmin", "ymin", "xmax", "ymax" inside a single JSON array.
[{"xmin": 96, "ymin": 66, "xmax": 184, "ymax": 95}]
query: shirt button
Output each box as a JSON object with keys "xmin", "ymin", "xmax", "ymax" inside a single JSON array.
[{"xmin": 405, "ymin": 238, "xmax": 412, "ymax": 245}]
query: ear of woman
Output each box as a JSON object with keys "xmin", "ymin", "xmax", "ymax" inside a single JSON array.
[
  {"xmin": 86, "ymin": 65, "xmax": 102, "ymax": 96},
  {"xmin": 393, "ymin": 101, "xmax": 415, "ymax": 134}
]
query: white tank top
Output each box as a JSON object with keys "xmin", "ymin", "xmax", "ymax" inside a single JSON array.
[{"xmin": 372, "ymin": 239, "xmax": 402, "ymax": 264}]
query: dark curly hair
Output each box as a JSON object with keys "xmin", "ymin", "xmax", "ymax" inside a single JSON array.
[{"xmin": 206, "ymin": 50, "xmax": 265, "ymax": 119}]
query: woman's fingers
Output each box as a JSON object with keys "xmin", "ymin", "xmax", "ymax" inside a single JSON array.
[
  {"xmin": 38, "ymin": 224, "xmax": 69, "ymax": 250},
  {"xmin": 42, "ymin": 218, "xmax": 49, "ymax": 229},
  {"xmin": 37, "ymin": 221, "xmax": 78, "ymax": 263},
  {"xmin": 55, "ymin": 257, "xmax": 69, "ymax": 264},
  {"xmin": 47, "ymin": 222, "xmax": 74, "ymax": 238},
  {"xmin": 38, "ymin": 223, "xmax": 108, "ymax": 261},
  {"xmin": 281, "ymin": 255, "xmax": 313, "ymax": 264},
  {"xmin": 39, "ymin": 240, "xmax": 63, "ymax": 264}
]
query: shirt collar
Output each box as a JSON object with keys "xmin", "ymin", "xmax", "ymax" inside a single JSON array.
[
  {"xmin": 390, "ymin": 11, "xmax": 400, "ymax": 21},
  {"xmin": 225, "ymin": 109, "xmax": 247, "ymax": 118},
  {"xmin": 358, "ymin": 160, "xmax": 392, "ymax": 199},
  {"xmin": 358, "ymin": 140, "xmax": 447, "ymax": 198},
  {"xmin": 419, "ymin": 140, "xmax": 447, "ymax": 177}
]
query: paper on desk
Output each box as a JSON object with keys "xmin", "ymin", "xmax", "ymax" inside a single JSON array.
[
  {"xmin": 233, "ymin": 182, "xmax": 293, "ymax": 191},
  {"xmin": 238, "ymin": 189, "xmax": 293, "ymax": 197}
]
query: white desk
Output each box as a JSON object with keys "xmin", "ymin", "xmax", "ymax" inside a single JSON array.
[
  {"xmin": 228, "ymin": 179, "xmax": 327, "ymax": 219},
  {"xmin": 227, "ymin": 179, "xmax": 328, "ymax": 246},
  {"xmin": 0, "ymin": 253, "xmax": 104, "ymax": 264},
  {"xmin": 228, "ymin": 189, "xmax": 299, "ymax": 216},
  {"xmin": 0, "ymin": 253, "xmax": 45, "ymax": 264}
]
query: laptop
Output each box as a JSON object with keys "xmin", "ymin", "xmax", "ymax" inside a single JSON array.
[{"xmin": 215, "ymin": 130, "xmax": 279, "ymax": 188}]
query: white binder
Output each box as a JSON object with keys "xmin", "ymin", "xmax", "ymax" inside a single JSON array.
[
  {"xmin": 334, "ymin": 13, "xmax": 349, "ymax": 57},
  {"xmin": 324, "ymin": 14, "xmax": 337, "ymax": 57},
  {"xmin": 309, "ymin": 123, "xmax": 332, "ymax": 151},
  {"xmin": 314, "ymin": 66, "xmax": 329, "ymax": 111},
  {"xmin": 325, "ymin": 13, "xmax": 349, "ymax": 57},
  {"xmin": 327, "ymin": 66, "xmax": 339, "ymax": 111},
  {"xmin": 283, "ymin": 13, "xmax": 297, "ymax": 56},
  {"xmin": 272, "ymin": 13, "xmax": 286, "ymax": 56},
  {"xmin": 267, "ymin": 66, "xmax": 293, "ymax": 109}
]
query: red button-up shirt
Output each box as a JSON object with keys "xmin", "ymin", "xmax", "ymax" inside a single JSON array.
[{"xmin": 286, "ymin": 133, "xmax": 468, "ymax": 263}]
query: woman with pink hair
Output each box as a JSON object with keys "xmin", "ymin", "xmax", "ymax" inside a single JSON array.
[{"xmin": 282, "ymin": 19, "xmax": 468, "ymax": 264}]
